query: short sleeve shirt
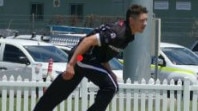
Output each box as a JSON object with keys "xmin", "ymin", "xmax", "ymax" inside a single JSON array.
[{"xmin": 82, "ymin": 20, "xmax": 135, "ymax": 63}]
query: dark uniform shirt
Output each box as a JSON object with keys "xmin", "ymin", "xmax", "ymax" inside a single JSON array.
[{"xmin": 72, "ymin": 20, "xmax": 135, "ymax": 63}]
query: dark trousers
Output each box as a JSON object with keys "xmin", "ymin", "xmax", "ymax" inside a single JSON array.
[{"xmin": 33, "ymin": 62, "xmax": 118, "ymax": 111}]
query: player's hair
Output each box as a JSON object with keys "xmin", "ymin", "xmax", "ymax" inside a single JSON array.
[{"xmin": 126, "ymin": 4, "xmax": 148, "ymax": 24}]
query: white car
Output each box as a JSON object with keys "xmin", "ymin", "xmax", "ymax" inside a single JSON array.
[
  {"xmin": 151, "ymin": 42, "xmax": 198, "ymax": 85},
  {"xmin": 118, "ymin": 42, "xmax": 198, "ymax": 85},
  {"xmin": 0, "ymin": 38, "xmax": 68, "ymax": 80},
  {"xmin": 6, "ymin": 33, "xmax": 124, "ymax": 82}
]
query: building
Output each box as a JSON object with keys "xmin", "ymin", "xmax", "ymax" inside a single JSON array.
[
  {"xmin": 0, "ymin": 0, "xmax": 198, "ymax": 46},
  {"xmin": 0, "ymin": 0, "xmax": 129, "ymax": 34},
  {"xmin": 153, "ymin": 0, "xmax": 198, "ymax": 47}
]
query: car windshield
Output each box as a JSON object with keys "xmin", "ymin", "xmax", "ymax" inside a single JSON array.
[
  {"xmin": 24, "ymin": 46, "xmax": 68, "ymax": 62},
  {"xmin": 162, "ymin": 47, "xmax": 198, "ymax": 65},
  {"xmin": 109, "ymin": 58, "xmax": 123, "ymax": 70}
]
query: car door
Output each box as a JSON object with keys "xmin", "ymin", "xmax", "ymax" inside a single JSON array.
[{"xmin": 0, "ymin": 44, "xmax": 31, "ymax": 80}]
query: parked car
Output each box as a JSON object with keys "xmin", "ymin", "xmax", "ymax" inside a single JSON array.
[
  {"xmin": 118, "ymin": 42, "xmax": 198, "ymax": 85},
  {"xmin": 151, "ymin": 42, "xmax": 198, "ymax": 85},
  {"xmin": 0, "ymin": 38, "xmax": 68, "ymax": 80},
  {"xmin": 6, "ymin": 34, "xmax": 125, "ymax": 82}
]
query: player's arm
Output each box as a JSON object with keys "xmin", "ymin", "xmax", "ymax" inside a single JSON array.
[
  {"xmin": 62, "ymin": 34, "xmax": 100, "ymax": 80},
  {"xmin": 68, "ymin": 34, "xmax": 100, "ymax": 66}
]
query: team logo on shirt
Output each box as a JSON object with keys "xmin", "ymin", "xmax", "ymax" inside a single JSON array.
[
  {"xmin": 110, "ymin": 33, "xmax": 116, "ymax": 39},
  {"xmin": 118, "ymin": 20, "xmax": 124, "ymax": 26},
  {"xmin": 109, "ymin": 45, "xmax": 123, "ymax": 52}
]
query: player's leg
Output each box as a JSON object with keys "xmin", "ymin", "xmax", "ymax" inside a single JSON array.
[
  {"xmin": 77, "ymin": 62, "xmax": 118, "ymax": 111},
  {"xmin": 33, "ymin": 70, "xmax": 84, "ymax": 111},
  {"xmin": 88, "ymin": 72, "xmax": 118, "ymax": 111}
]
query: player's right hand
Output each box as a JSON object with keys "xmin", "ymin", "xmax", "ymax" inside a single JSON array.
[{"xmin": 62, "ymin": 64, "xmax": 75, "ymax": 80}]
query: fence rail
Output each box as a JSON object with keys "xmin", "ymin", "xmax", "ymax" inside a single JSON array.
[{"xmin": 0, "ymin": 75, "xmax": 198, "ymax": 111}]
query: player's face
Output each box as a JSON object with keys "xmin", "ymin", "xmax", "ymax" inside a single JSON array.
[{"xmin": 130, "ymin": 13, "xmax": 148, "ymax": 34}]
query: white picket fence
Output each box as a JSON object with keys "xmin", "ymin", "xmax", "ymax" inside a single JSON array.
[{"xmin": 0, "ymin": 75, "xmax": 198, "ymax": 111}]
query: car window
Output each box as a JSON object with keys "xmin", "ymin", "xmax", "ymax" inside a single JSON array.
[
  {"xmin": 59, "ymin": 48, "xmax": 70, "ymax": 54},
  {"xmin": 192, "ymin": 45, "xmax": 198, "ymax": 51},
  {"xmin": 3, "ymin": 44, "xmax": 28, "ymax": 63},
  {"xmin": 192, "ymin": 42, "xmax": 198, "ymax": 51},
  {"xmin": 162, "ymin": 47, "xmax": 198, "ymax": 65},
  {"xmin": 25, "ymin": 45, "xmax": 68, "ymax": 62}
]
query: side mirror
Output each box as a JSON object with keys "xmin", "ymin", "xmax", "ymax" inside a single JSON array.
[
  {"xmin": 157, "ymin": 58, "xmax": 165, "ymax": 66},
  {"xmin": 19, "ymin": 56, "xmax": 30, "ymax": 65},
  {"xmin": 152, "ymin": 57, "xmax": 165, "ymax": 66}
]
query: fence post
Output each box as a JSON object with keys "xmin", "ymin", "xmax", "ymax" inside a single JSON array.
[
  {"xmin": 183, "ymin": 78, "xmax": 190, "ymax": 111},
  {"xmin": 81, "ymin": 78, "xmax": 88, "ymax": 111},
  {"xmin": 31, "ymin": 63, "xmax": 43, "ymax": 81},
  {"xmin": 1, "ymin": 76, "xmax": 8, "ymax": 111}
]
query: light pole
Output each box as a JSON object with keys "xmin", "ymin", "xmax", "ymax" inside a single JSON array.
[{"xmin": 123, "ymin": 0, "xmax": 153, "ymax": 82}]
